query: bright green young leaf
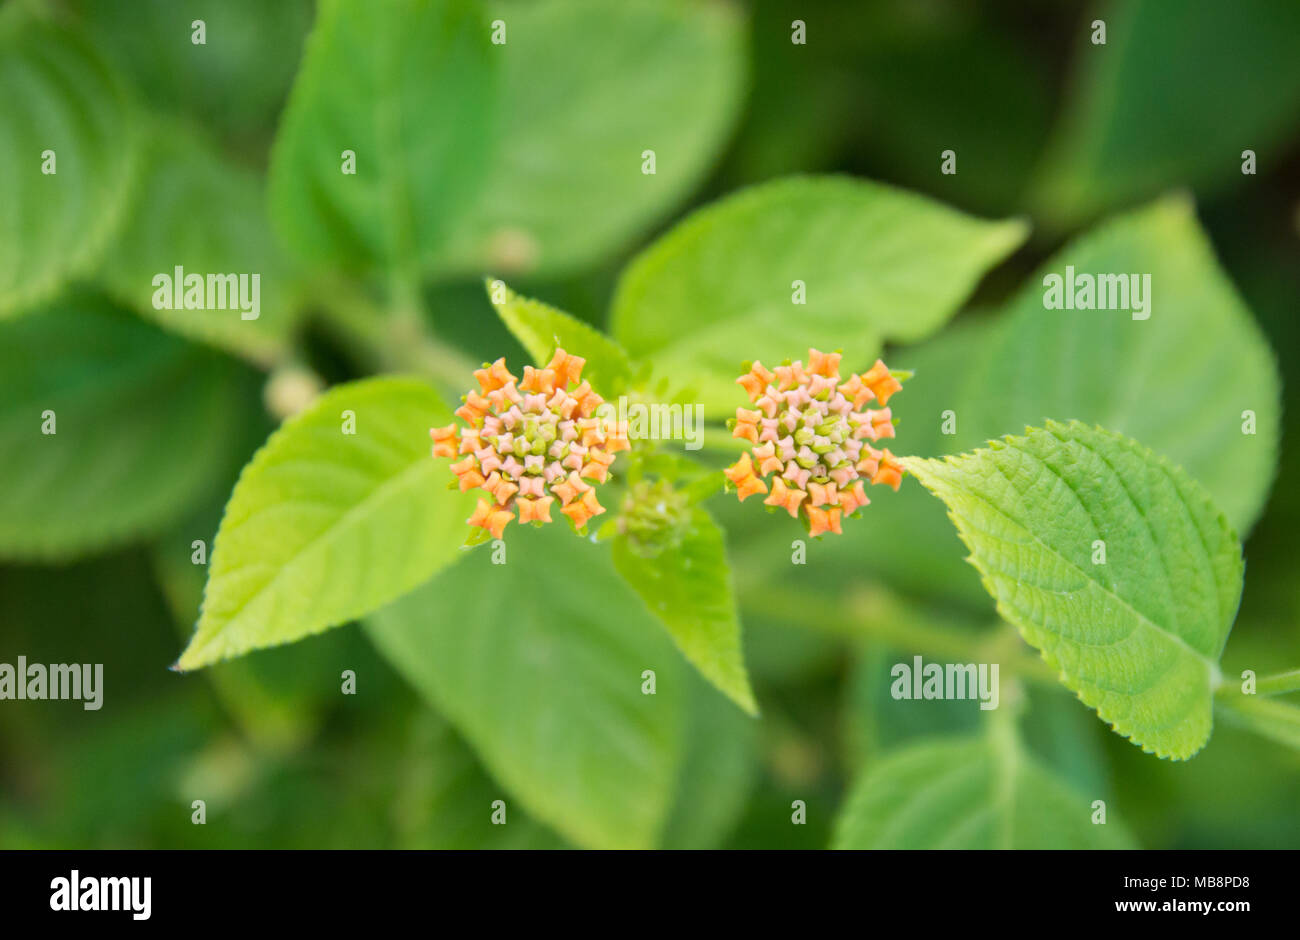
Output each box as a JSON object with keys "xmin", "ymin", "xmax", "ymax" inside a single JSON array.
[
  {"xmin": 435, "ymin": 0, "xmax": 745, "ymax": 278},
  {"xmin": 486, "ymin": 280, "xmax": 631, "ymax": 396},
  {"xmin": 904, "ymin": 421, "xmax": 1244, "ymax": 760},
  {"xmin": 612, "ymin": 507, "xmax": 757, "ymax": 715},
  {"xmin": 268, "ymin": 0, "xmax": 496, "ymax": 274},
  {"xmin": 71, "ymin": 0, "xmax": 313, "ymax": 142},
  {"xmin": 1032, "ymin": 0, "xmax": 1300, "ymax": 227},
  {"xmin": 833, "ymin": 732, "xmax": 1134, "ymax": 849},
  {"xmin": 0, "ymin": 297, "xmax": 248, "ymax": 560},
  {"xmin": 765, "ymin": 195, "xmax": 1280, "ymax": 608},
  {"xmin": 366, "ymin": 523, "xmax": 686, "ymax": 849},
  {"xmin": 98, "ymin": 120, "xmax": 304, "ymax": 363},
  {"xmin": 0, "ymin": 21, "xmax": 139, "ymax": 316},
  {"xmin": 610, "ymin": 176, "xmax": 1028, "ymax": 413},
  {"xmin": 176, "ymin": 376, "xmax": 477, "ymax": 670}
]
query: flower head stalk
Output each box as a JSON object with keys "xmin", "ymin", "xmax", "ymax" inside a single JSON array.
[
  {"xmin": 430, "ymin": 348, "xmax": 629, "ymax": 539},
  {"xmin": 725, "ymin": 348, "xmax": 905, "ymax": 536}
]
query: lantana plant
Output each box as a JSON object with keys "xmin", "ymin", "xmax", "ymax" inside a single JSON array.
[{"xmin": 173, "ymin": 169, "xmax": 1292, "ymax": 850}]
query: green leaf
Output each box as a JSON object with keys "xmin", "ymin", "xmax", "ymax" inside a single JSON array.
[
  {"xmin": 904, "ymin": 421, "xmax": 1244, "ymax": 760},
  {"xmin": 435, "ymin": 0, "xmax": 745, "ymax": 278},
  {"xmin": 833, "ymin": 731, "xmax": 1135, "ymax": 849},
  {"xmin": 70, "ymin": 0, "xmax": 313, "ymax": 142},
  {"xmin": 366, "ymin": 523, "xmax": 686, "ymax": 849},
  {"xmin": 612, "ymin": 506, "xmax": 757, "ymax": 715},
  {"xmin": 0, "ymin": 296, "xmax": 248, "ymax": 560},
  {"xmin": 789, "ymin": 195, "xmax": 1280, "ymax": 608},
  {"xmin": 268, "ymin": 0, "xmax": 496, "ymax": 273},
  {"xmin": 659, "ymin": 672, "xmax": 759, "ymax": 849},
  {"xmin": 1032, "ymin": 0, "xmax": 1300, "ymax": 226},
  {"xmin": 395, "ymin": 712, "xmax": 565, "ymax": 848},
  {"xmin": 486, "ymin": 280, "xmax": 631, "ymax": 396},
  {"xmin": 97, "ymin": 120, "xmax": 304, "ymax": 362},
  {"xmin": 176, "ymin": 376, "xmax": 477, "ymax": 670},
  {"xmin": 610, "ymin": 176, "xmax": 1027, "ymax": 413},
  {"xmin": 0, "ymin": 21, "xmax": 139, "ymax": 316}
]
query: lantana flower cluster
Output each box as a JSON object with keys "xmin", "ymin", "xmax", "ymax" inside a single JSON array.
[
  {"xmin": 724, "ymin": 348, "xmax": 904, "ymax": 536},
  {"xmin": 430, "ymin": 348, "xmax": 628, "ymax": 539}
]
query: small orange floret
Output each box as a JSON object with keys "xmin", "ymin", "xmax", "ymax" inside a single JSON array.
[
  {"xmin": 806, "ymin": 505, "xmax": 843, "ymax": 537},
  {"xmin": 808, "ymin": 481, "xmax": 838, "ymax": 509},
  {"xmin": 861, "ymin": 359, "xmax": 902, "ymax": 407},
  {"xmin": 763, "ymin": 477, "xmax": 807, "ymax": 518},
  {"xmin": 580, "ymin": 449, "xmax": 615, "ymax": 483},
  {"xmin": 871, "ymin": 449, "xmax": 904, "ymax": 491},
  {"xmin": 839, "ymin": 480, "xmax": 869, "ymax": 515},
  {"xmin": 517, "ymin": 495, "xmax": 554, "ymax": 524},
  {"xmin": 736, "ymin": 361, "xmax": 775, "ymax": 402},
  {"xmin": 545, "ymin": 348, "xmax": 586, "ymax": 388},
  {"xmin": 773, "ymin": 361, "xmax": 808, "ymax": 391},
  {"xmin": 561, "ymin": 489, "xmax": 604, "ymax": 529},
  {"xmin": 519, "ymin": 365, "xmax": 557, "ymax": 395},
  {"xmin": 569, "ymin": 381, "xmax": 603, "ymax": 418},
  {"xmin": 468, "ymin": 498, "xmax": 513, "ymax": 539},
  {"xmin": 430, "ymin": 424, "xmax": 458, "ymax": 458},
  {"xmin": 724, "ymin": 452, "xmax": 768, "ymax": 501},
  {"xmin": 474, "ymin": 357, "xmax": 517, "ymax": 394},
  {"xmin": 455, "ymin": 391, "xmax": 491, "ymax": 425},
  {"xmin": 808, "ymin": 348, "xmax": 842, "ymax": 378},
  {"xmin": 733, "ymin": 408, "xmax": 761, "ymax": 444}
]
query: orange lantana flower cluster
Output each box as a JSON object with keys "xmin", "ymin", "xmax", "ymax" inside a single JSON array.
[
  {"xmin": 430, "ymin": 349, "xmax": 628, "ymax": 539},
  {"xmin": 724, "ymin": 348, "xmax": 905, "ymax": 536}
]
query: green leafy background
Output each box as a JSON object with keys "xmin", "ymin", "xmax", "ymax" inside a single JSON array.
[{"xmin": 2, "ymin": 0, "xmax": 1298, "ymax": 850}]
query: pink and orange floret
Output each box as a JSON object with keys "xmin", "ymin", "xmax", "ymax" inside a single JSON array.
[
  {"xmin": 429, "ymin": 348, "xmax": 628, "ymax": 539},
  {"xmin": 724, "ymin": 348, "xmax": 905, "ymax": 536}
]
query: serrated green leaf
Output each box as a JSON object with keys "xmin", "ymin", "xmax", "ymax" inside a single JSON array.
[
  {"xmin": 1032, "ymin": 0, "xmax": 1300, "ymax": 226},
  {"xmin": 436, "ymin": 0, "xmax": 745, "ymax": 278},
  {"xmin": 904, "ymin": 421, "xmax": 1244, "ymax": 760},
  {"xmin": 610, "ymin": 176, "xmax": 1027, "ymax": 413},
  {"xmin": 98, "ymin": 120, "xmax": 303, "ymax": 362},
  {"xmin": 833, "ymin": 732, "xmax": 1134, "ymax": 849},
  {"xmin": 612, "ymin": 506, "xmax": 757, "ymax": 715},
  {"xmin": 177, "ymin": 376, "xmax": 477, "ymax": 670},
  {"xmin": 0, "ymin": 21, "xmax": 139, "ymax": 316},
  {"xmin": 486, "ymin": 280, "xmax": 631, "ymax": 396},
  {"xmin": 268, "ymin": 0, "xmax": 496, "ymax": 273},
  {"xmin": 0, "ymin": 296, "xmax": 248, "ymax": 560},
  {"xmin": 366, "ymin": 522, "xmax": 686, "ymax": 849}
]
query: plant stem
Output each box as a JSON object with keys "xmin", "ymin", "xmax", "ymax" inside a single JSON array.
[
  {"xmin": 1216, "ymin": 667, "xmax": 1300, "ymax": 699},
  {"xmin": 313, "ymin": 276, "xmax": 475, "ymax": 393},
  {"xmin": 1256, "ymin": 669, "xmax": 1300, "ymax": 696},
  {"xmin": 734, "ymin": 580, "xmax": 1059, "ymax": 687}
]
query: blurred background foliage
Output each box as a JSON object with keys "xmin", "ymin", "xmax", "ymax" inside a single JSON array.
[{"xmin": 1, "ymin": 0, "xmax": 1297, "ymax": 848}]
